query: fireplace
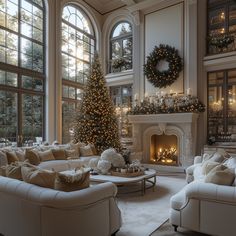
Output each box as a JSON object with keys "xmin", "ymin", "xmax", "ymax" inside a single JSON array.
[
  {"xmin": 150, "ymin": 134, "xmax": 178, "ymax": 165},
  {"xmin": 128, "ymin": 113, "xmax": 199, "ymax": 167}
]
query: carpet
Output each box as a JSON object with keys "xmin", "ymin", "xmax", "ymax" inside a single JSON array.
[
  {"xmin": 151, "ymin": 220, "xmax": 209, "ymax": 236},
  {"xmin": 116, "ymin": 174, "xmax": 186, "ymax": 236}
]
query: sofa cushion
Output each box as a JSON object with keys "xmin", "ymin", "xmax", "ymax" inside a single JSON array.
[
  {"xmin": 70, "ymin": 142, "xmax": 85, "ymax": 156},
  {"xmin": 22, "ymin": 165, "xmax": 56, "ymax": 188},
  {"xmin": 80, "ymin": 145, "xmax": 94, "ymax": 156},
  {"xmin": 0, "ymin": 151, "xmax": 8, "ymax": 167},
  {"xmin": 0, "ymin": 166, "xmax": 6, "ymax": 176},
  {"xmin": 15, "ymin": 150, "xmax": 25, "ymax": 161},
  {"xmin": 54, "ymin": 168, "xmax": 90, "ymax": 192},
  {"xmin": 202, "ymin": 161, "xmax": 220, "ymax": 175},
  {"xmin": 51, "ymin": 149, "xmax": 66, "ymax": 160},
  {"xmin": 6, "ymin": 151, "xmax": 19, "ymax": 164},
  {"xmin": 88, "ymin": 143, "xmax": 98, "ymax": 155},
  {"xmin": 205, "ymin": 165, "xmax": 235, "ymax": 186},
  {"xmin": 38, "ymin": 149, "xmax": 55, "ymax": 162},
  {"xmin": 224, "ymin": 157, "xmax": 236, "ymax": 169},
  {"xmin": 65, "ymin": 149, "xmax": 78, "ymax": 159},
  {"xmin": 25, "ymin": 149, "xmax": 41, "ymax": 165}
]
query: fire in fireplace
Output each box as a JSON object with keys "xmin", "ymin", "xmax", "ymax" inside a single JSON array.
[{"xmin": 150, "ymin": 134, "xmax": 178, "ymax": 165}]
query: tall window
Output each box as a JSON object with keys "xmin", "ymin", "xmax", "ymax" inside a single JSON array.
[
  {"xmin": 110, "ymin": 21, "xmax": 132, "ymax": 73},
  {"xmin": 0, "ymin": 0, "xmax": 45, "ymax": 147},
  {"xmin": 207, "ymin": 0, "xmax": 236, "ymax": 54},
  {"xmin": 61, "ymin": 5, "xmax": 95, "ymax": 143}
]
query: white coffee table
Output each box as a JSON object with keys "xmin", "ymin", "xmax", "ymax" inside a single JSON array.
[{"xmin": 90, "ymin": 169, "xmax": 156, "ymax": 195}]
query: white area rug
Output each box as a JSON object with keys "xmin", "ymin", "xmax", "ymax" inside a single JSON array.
[{"xmin": 116, "ymin": 174, "xmax": 186, "ymax": 236}]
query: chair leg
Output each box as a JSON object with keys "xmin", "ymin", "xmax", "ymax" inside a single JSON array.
[
  {"xmin": 111, "ymin": 230, "xmax": 119, "ymax": 236},
  {"xmin": 173, "ymin": 224, "xmax": 178, "ymax": 232}
]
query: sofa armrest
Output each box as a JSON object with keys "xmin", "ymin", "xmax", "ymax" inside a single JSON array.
[
  {"xmin": 0, "ymin": 176, "xmax": 118, "ymax": 208},
  {"xmin": 185, "ymin": 181, "xmax": 236, "ymax": 204},
  {"xmin": 194, "ymin": 155, "xmax": 202, "ymax": 164}
]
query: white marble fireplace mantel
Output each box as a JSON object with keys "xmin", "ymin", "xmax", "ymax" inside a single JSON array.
[{"xmin": 128, "ymin": 113, "xmax": 199, "ymax": 167}]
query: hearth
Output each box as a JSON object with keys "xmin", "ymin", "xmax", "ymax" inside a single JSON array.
[{"xmin": 150, "ymin": 134, "xmax": 178, "ymax": 165}]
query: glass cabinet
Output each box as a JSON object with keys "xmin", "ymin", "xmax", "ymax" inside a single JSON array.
[
  {"xmin": 207, "ymin": 0, "xmax": 236, "ymax": 54},
  {"xmin": 208, "ymin": 69, "xmax": 236, "ymax": 143}
]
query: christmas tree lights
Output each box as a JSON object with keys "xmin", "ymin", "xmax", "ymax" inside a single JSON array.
[{"xmin": 73, "ymin": 53, "xmax": 121, "ymax": 154}]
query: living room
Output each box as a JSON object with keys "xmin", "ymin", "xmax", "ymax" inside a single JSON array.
[{"xmin": 0, "ymin": 0, "xmax": 236, "ymax": 235}]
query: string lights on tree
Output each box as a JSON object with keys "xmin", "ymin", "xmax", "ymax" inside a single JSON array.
[{"xmin": 73, "ymin": 53, "xmax": 121, "ymax": 154}]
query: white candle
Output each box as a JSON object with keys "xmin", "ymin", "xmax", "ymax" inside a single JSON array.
[
  {"xmin": 134, "ymin": 93, "xmax": 138, "ymax": 100},
  {"xmin": 145, "ymin": 92, "xmax": 149, "ymax": 98},
  {"xmin": 186, "ymin": 88, "xmax": 191, "ymax": 95}
]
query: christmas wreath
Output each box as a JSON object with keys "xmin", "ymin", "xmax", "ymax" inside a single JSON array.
[{"xmin": 144, "ymin": 44, "xmax": 183, "ymax": 88}]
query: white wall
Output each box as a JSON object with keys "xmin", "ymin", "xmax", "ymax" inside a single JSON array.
[{"xmin": 144, "ymin": 3, "xmax": 184, "ymax": 95}]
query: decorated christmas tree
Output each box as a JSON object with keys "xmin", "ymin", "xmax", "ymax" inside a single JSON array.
[{"xmin": 73, "ymin": 53, "xmax": 121, "ymax": 154}]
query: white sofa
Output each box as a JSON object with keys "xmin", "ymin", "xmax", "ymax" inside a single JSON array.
[
  {"xmin": 170, "ymin": 154, "xmax": 236, "ymax": 236},
  {"xmin": 0, "ymin": 176, "xmax": 121, "ymax": 236},
  {"xmin": 0, "ymin": 145, "xmax": 122, "ymax": 236}
]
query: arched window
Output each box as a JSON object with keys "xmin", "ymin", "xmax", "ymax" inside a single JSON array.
[
  {"xmin": 110, "ymin": 21, "xmax": 132, "ymax": 73},
  {"xmin": 0, "ymin": 0, "xmax": 45, "ymax": 146},
  {"xmin": 61, "ymin": 4, "xmax": 95, "ymax": 143}
]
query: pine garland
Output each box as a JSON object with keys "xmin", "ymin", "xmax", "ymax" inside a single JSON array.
[
  {"xmin": 144, "ymin": 44, "xmax": 183, "ymax": 88},
  {"xmin": 73, "ymin": 53, "xmax": 121, "ymax": 154},
  {"xmin": 129, "ymin": 95, "xmax": 205, "ymax": 115}
]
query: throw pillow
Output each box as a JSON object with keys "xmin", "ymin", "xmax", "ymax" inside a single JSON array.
[
  {"xmin": 15, "ymin": 150, "xmax": 25, "ymax": 162},
  {"xmin": 224, "ymin": 157, "xmax": 236, "ymax": 169},
  {"xmin": 38, "ymin": 149, "xmax": 55, "ymax": 162},
  {"xmin": 51, "ymin": 149, "xmax": 66, "ymax": 160},
  {"xmin": 5, "ymin": 161, "xmax": 32, "ymax": 180},
  {"xmin": 80, "ymin": 145, "xmax": 94, "ymax": 157},
  {"xmin": 6, "ymin": 151, "xmax": 19, "ymax": 164},
  {"xmin": 54, "ymin": 168, "xmax": 90, "ymax": 192},
  {"xmin": 70, "ymin": 142, "xmax": 85, "ymax": 156},
  {"xmin": 209, "ymin": 152, "xmax": 226, "ymax": 163},
  {"xmin": 0, "ymin": 151, "xmax": 8, "ymax": 167},
  {"xmin": 202, "ymin": 153, "xmax": 213, "ymax": 163},
  {"xmin": 21, "ymin": 166, "xmax": 56, "ymax": 188},
  {"xmin": 88, "ymin": 143, "xmax": 97, "ymax": 155},
  {"xmin": 65, "ymin": 149, "xmax": 78, "ymax": 159},
  {"xmin": 201, "ymin": 161, "xmax": 220, "ymax": 175},
  {"xmin": 0, "ymin": 166, "xmax": 6, "ymax": 176},
  {"xmin": 205, "ymin": 164, "xmax": 235, "ymax": 186},
  {"xmin": 25, "ymin": 149, "xmax": 40, "ymax": 165}
]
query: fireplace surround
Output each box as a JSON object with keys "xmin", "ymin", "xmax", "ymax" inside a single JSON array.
[{"xmin": 128, "ymin": 113, "xmax": 199, "ymax": 167}]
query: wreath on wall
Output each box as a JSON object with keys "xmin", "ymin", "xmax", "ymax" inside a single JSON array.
[{"xmin": 144, "ymin": 44, "xmax": 183, "ymax": 88}]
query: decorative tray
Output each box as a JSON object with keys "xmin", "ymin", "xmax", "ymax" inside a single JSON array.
[{"xmin": 110, "ymin": 170, "xmax": 144, "ymax": 177}]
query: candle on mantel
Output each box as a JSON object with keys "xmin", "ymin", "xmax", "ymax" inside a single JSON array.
[
  {"xmin": 134, "ymin": 93, "xmax": 138, "ymax": 100},
  {"xmin": 145, "ymin": 92, "xmax": 149, "ymax": 98},
  {"xmin": 186, "ymin": 88, "xmax": 191, "ymax": 95}
]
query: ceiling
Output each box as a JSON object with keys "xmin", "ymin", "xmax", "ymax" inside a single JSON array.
[{"xmin": 84, "ymin": 0, "xmax": 145, "ymax": 15}]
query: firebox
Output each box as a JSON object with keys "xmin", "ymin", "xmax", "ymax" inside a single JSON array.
[{"xmin": 150, "ymin": 134, "xmax": 178, "ymax": 165}]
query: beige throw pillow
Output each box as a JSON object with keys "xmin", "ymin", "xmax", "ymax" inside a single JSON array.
[
  {"xmin": 21, "ymin": 166, "xmax": 56, "ymax": 188},
  {"xmin": 0, "ymin": 151, "xmax": 8, "ymax": 167},
  {"xmin": 54, "ymin": 169, "xmax": 90, "ymax": 192},
  {"xmin": 205, "ymin": 165, "xmax": 235, "ymax": 186},
  {"xmin": 51, "ymin": 149, "xmax": 66, "ymax": 160},
  {"xmin": 65, "ymin": 149, "xmax": 78, "ymax": 159},
  {"xmin": 70, "ymin": 142, "xmax": 85, "ymax": 156},
  {"xmin": 202, "ymin": 161, "xmax": 220, "ymax": 175},
  {"xmin": 25, "ymin": 149, "xmax": 41, "ymax": 165},
  {"xmin": 6, "ymin": 151, "xmax": 19, "ymax": 164},
  {"xmin": 80, "ymin": 145, "xmax": 94, "ymax": 157},
  {"xmin": 38, "ymin": 150, "xmax": 55, "ymax": 162},
  {"xmin": 88, "ymin": 143, "xmax": 97, "ymax": 155}
]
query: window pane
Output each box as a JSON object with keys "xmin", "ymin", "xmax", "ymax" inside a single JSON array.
[
  {"xmin": 0, "ymin": 90, "xmax": 17, "ymax": 144},
  {"xmin": 0, "ymin": 70, "xmax": 17, "ymax": 86},
  {"xmin": 22, "ymin": 75, "xmax": 43, "ymax": 91},
  {"xmin": 112, "ymin": 22, "xmax": 132, "ymax": 38},
  {"xmin": 22, "ymin": 94, "xmax": 43, "ymax": 142}
]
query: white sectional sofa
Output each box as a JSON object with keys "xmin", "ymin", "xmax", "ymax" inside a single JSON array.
[
  {"xmin": 0, "ymin": 145, "xmax": 122, "ymax": 236},
  {"xmin": 169, "ymin": 152, "xmax": 236, "ymax": 236},
  {"xmin": 0, "ymin": 176, "xmax": 121, "ymax": 236}
]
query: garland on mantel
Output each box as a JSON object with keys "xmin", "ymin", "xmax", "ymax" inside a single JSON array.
[{"xmin": 128, "ymin": 94, "xmax": 205, "ymax": 115}]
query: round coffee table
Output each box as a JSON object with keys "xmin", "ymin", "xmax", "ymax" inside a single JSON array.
[{"xmin": 90, "ymin": 169, "xmax": 156, "ymax": 195}]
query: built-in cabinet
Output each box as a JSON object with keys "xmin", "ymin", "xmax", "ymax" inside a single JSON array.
[{"xmin": 208, "ymin": 69, "xmax": 236, "ymax": 142}]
